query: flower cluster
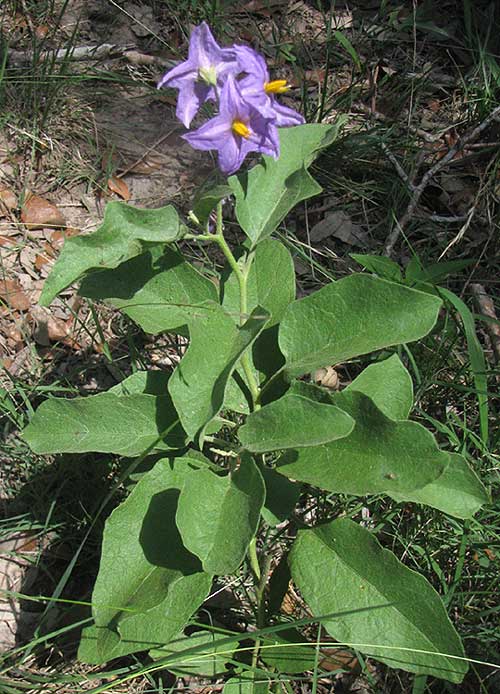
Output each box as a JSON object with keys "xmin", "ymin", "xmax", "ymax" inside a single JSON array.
[{"xmin": 158, "ymin": 23, "xmax": 304, "ymax": 175}]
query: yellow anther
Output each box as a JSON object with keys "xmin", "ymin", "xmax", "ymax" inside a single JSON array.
[
  {"xmin": 232, "ymin": 119, "xmax": 251, "ymax": 139},
  {"xmin": 264, "ymin": 79, "xmax": 290, "ymax": 94}
]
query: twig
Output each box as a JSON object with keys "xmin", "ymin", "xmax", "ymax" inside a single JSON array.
[
  {"xmin": 8, "ymin": 43, "xmax": 175, "ymax": 69},
  {"xmin": 380, "ymin": 142, "xmax": 416, "ymax": 190},
  {"xmin": 384, "ymin": 104, "xmax": 500, "ymax": 256},
  {"xmin": 427, "ymin": 213, "xmax": 471, "ymax": 223},
  {"xmin": 116, "ymin": 128, "xmax": 178, "ymax": 179},
  {"xmin": 352, "ymin": 103, "xmax": 442, "ymax": 143},
  {"xmin": 437, "ymin": 207, "xmax": 476, "ymax": 259},
  {"xmin": 471, "ymin": 283, "xmax": 500, "ymax": 365}
]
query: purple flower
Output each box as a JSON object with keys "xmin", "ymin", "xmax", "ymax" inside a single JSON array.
[
  {"xmin": 157, "ymin": 22, "xmax": 239, "ymax": 128},
  {"xmin": 183, "ymin": 75, "xmax": 279, "ymax": 175},
  {"xmin": 234, "ymin": 45, "xmax": 305, "ymax": 127}
]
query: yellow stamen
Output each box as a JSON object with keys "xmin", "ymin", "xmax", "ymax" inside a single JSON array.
[
  {"xmin": 232, "ymin": 119, "xmax": 251, "ymax": 139},
  {"xmin": 264, "ymin": 79, "xmax": 290, "ymax": 94}
]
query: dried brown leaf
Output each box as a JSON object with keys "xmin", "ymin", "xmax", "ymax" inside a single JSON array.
[
  {"xmin": 107, "ymin": 176, "xmax": 131, "ymax": 201},
  {"xmin": 0, "ymin": 278, "xmax": 31, "ymax": 311},
  {"xmin": 0, "ymin": 186, "xmax": 17, "ymax": 213},
  {"xmin": 21, "ymin": 195, "xmax": 66, "ymax": 229}
]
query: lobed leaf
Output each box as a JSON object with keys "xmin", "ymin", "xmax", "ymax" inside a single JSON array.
[
  {"xmin": 239, "ymin": 391, "xmax": 354, "ymax": 453},
  {"xmin": 279, "ymin": 274, "xmax": 442, "ymax": 377},
  {"xmin": 79, "ymin": 246, "xmax": 217, "ymax": 335},
  {"xmin": 40, "ymin": 202, "xmax": 185, "ymax": 305},
  {"xmin": 346, "ymin": 354, "xmax": 413, "ymax": 420},
  {"xmin": 176, "ymin": 456, "xmax": 265, "ymax": 575},
  {"xmin": 289, "ymin": 518, "xmax": 467, "ymax": 682},
  {"xmin": 229, "ymin": 122, "xmax": 345, "ymax": 247},
  {"xmin": 88, "ymin": 457, "xmax": 213, "ymax": 662},
  {"xmin": 276, "ymin": 391, "xmax": 448, "ymax": 496},
  {"xmin": 390, "ymin": 452, "xmax": 489, "ymax": 519},
  {"xmin": 168, "ymin": 303, "xmax": 269, "ymax": 441},
  {"xmin": 23, "ymin": 391, "xmax": 185, "ymax": 456}
]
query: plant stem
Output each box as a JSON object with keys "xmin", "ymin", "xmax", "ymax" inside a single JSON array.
[
  {"xmin": 212, "ymin": 202, "xmax": 261, "ymax": 410},
  {"xmin": 251, "ymin": 549, "xmax": 273, "ymax": 672},
  {"xmin": 248, "ymin": 537, "xmax": 261, "ymax": 581}
]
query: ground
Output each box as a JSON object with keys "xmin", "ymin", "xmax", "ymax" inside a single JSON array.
[{"xmin": 0, "ymin": 0, "xmax": 499, "ymax": 692}]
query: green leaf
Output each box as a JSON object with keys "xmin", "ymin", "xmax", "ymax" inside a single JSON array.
[
  {"xmin": 406, "ymin": 259, "xmax": 474, "ymax": 285},
  {"xmin": 223, "ymin": 675, "xmax": 269, "ymax": 694},
  {"xmin": 150, "ymin": 630, "xmax": 236, "ymax": 676},
  {"xmin": 350, "ymin": 254, "xmax": 402, "ymax": 282},
  {"xmin": 222, "ymin": 239, "xmax": 295, "ymax": 413},
  {"xmin": 222, "ymin": 239, "xmax": 296, "ymax": 327},
  {"xmin": 289, "ymin": 518, "xmax": 467, "ymax": 682},
  {"xmin": 23, "ymin": 391, "xmax": 185, "ymax": 456},
  {"xmin": 438, "ymin": 287, "xmax": 489, "ymax": 444},
  {"xmin": 390, "ymin": 452, "xmax": 489, "ymax": 519},
  {"xmin": 260, "ymin": 467, "xmax": 301, "ymax": 527},
  {"xmin": 168, "ymin": 304, "xmax": 269, "ymax": 440},
  {"xmin": 176, "ymin": 456, "xmax": 265, "ymax": 575},
  {"xmin": 108, "ymin": 370, "xmax": 170, "ymax": 396},
  {"xmin": 79, "ymin": 247, "xmax": 218, "ymax": 335},
  {"xmin": 346, "ymin": 354, "xmax": 413, "ymax": 420},
  {"xmin": 333, "ymin": 30, "xmax": 362, "ymax": 70},
  {"xmin": 41, "ymin": 202, "xmax": 185, "ymax": 306},
  {"xmin": 77, "ymin": 624, "xmax": 103, "ymax": 664},
  {"xmin": 260, "ymin": 629, "xmax": 317, "ymax": 674},
  {"xmin": 277, "ymin": 391, "xmax": 448, "ymax": 495},
  {"xmin": 228, "ymin": 122, "xmax": 345, "ymax": 247},
  {"xmin": 91, "ymin": 457, "xmax": 212, "ymax": 661},
  {"xmin": 239, "ymin": 390, "xmax": 354, "ymax": 453},
  {"xmin": 191, "ymin": 183, "xmax": 232, "ymax": 226},
  {"xmin": 279, "ymin": 274, "xmax": 442, "ymax": 377}
]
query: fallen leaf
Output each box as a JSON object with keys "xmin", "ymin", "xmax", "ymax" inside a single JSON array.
[
  {"xmin": 35, "ymin": 24, "xmax": 49, "ymax": 39},
  {"xmin": 21, "ymin": 194, "xmax": 66, "ymax": 229},
  {"xmin": 0, "ymin": 278, "xmax": 31, "ymax": 311},
  {"xmin": 0, "ymin": 186, "xmax": 17, "ymax": 213},
  {"xmin": 310, "ymin": 210, "xmax": 369, "ymax": 247},
  {"xmin": 5, "ymin": 323, "xmax": 23, "ymax": 349},
  {"xmin": 427, "ymin": 98, "xmax": 441, "ymax": 113},
  {"xmin": 484, "ymin": 549, "xmax": 496, "ymax": 561},
  {"xmin": 30, "ymin": 305, "xmax": 73, "ymax": 345},
  {"xmin": 107, "ymin": 176, "xmax": 131, "ymax": 201}
]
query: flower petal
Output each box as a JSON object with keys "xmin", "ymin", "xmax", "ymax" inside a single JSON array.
[
  {"xmin": 218, "ymin": 136, "xmax": 244, "ymax": 174},
  {"xmin": 189, "ymin": 22, "xmax": 222, "ymax": 66},
  {"xmin": 157, "ymin": 59, "xmax": 198, "ymax": 90},
  {"xmin": 234, "ymin": 45, "xmax": 268, "ymax": 84},
  {"xmin": 272, "ymin": 100, "xmax": 305, "ymax": 126},
  {"xmin": 219, "ymin": 74, "xmax": 252, "ymax": 121},
  {"xmin": 183, "ymin": 114, "xmax": 231, "ymax": 151},
  {"xmin": 176, "ymin": 81, "xmax": 213, "ymax": 128}
]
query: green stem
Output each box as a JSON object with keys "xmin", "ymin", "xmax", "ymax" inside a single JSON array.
[
  {"xmin": 251, "ymin": 549, "xmax": 273, "ymax": 672},
  {"xmin": 212, "ymin": 202, "xmax": 261, "ymax": 410},
  {"xmin": 248, "ymin": 537, "xmax": 261, "ymax": 581}
]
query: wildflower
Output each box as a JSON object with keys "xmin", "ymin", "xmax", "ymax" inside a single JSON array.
[
  {"xmin": 183, "ymin": 75, "xmax": 279, "ymax": 175},
  {"xmin": 157, "ymin": 22, "xmax": 239, "ymax": 128},
  {"xmin": 234, "ymin": 45, "xmax": 305, "ymax": 126}
]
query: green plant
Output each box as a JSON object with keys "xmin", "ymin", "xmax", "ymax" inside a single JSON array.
[
  {"xmin": 20, "ymin": 120, "xmax": 491, "ymax": 687},
  {"xmin": 20, "ymin": 23, "xmax": 491, "ymax": 692}
]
